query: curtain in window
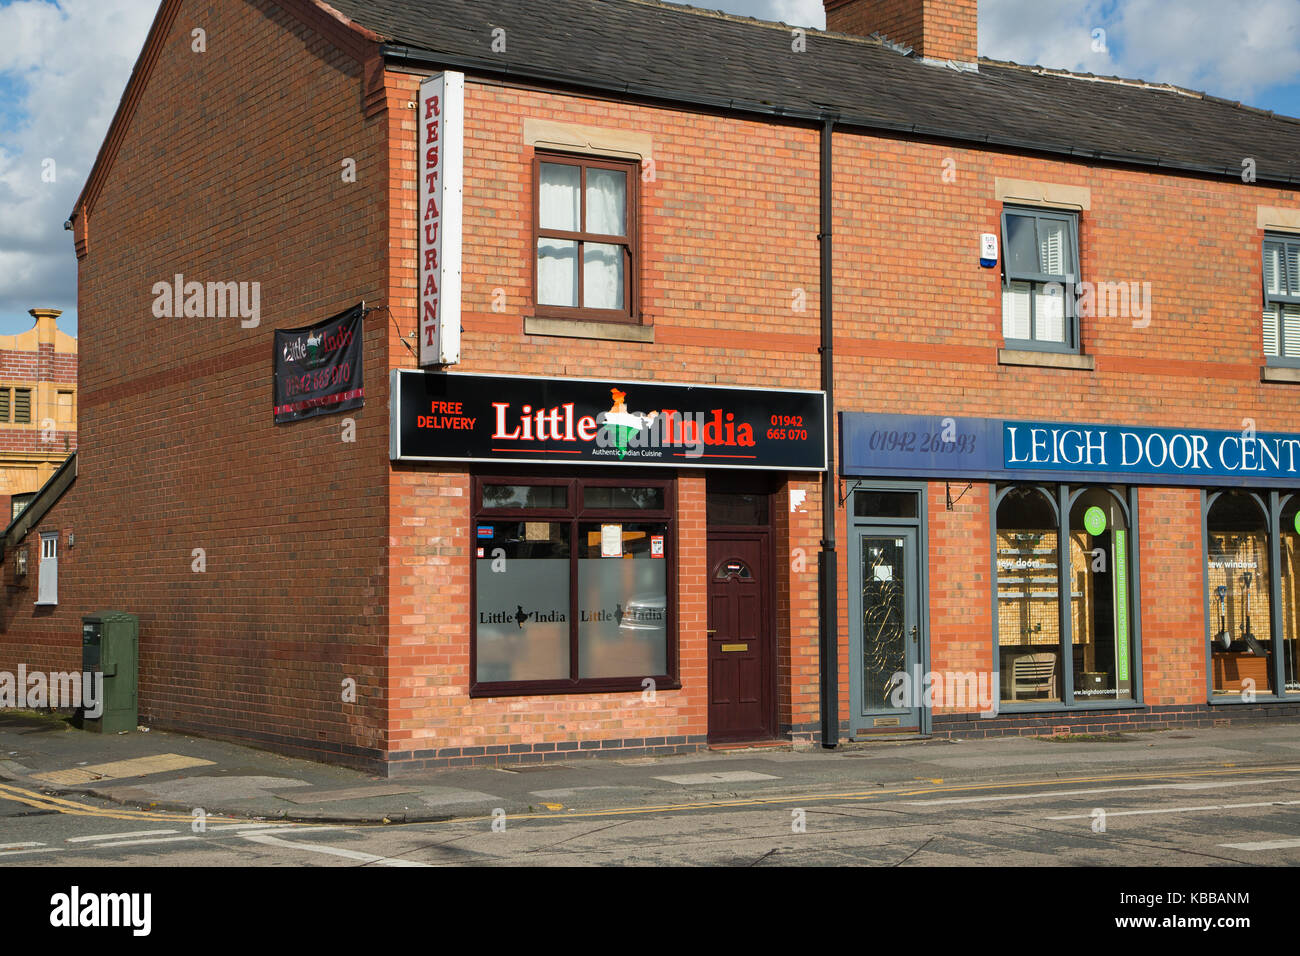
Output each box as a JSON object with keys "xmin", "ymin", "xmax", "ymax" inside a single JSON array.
[
  {"xmin": 584, "ymin": 169, "xmax": 626, "ymax": 309},
  {"xmin": 586, "ymin": 168, "xmax": 626, "ymax": 236},
  {"xmin": 538, "ymin": 164, "xmax": 581, "ymax": 307},
  {"xmin": 1287, "ymin": 244, "xmax": 1300, "ymax": 295}
]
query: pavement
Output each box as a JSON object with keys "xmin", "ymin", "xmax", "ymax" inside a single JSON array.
[{"xmin": 2, "ymin": 710, "xmax": 1299, "ymax": 825}]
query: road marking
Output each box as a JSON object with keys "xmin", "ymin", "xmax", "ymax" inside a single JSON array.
[
  {"xmin": 1049, "ymin": 799, "xmax": 1300, "ymax": 820},
  {"xmin": 0, "ymin": 847, "xmax": 63, "ymax": 858},
  {"xmin": 67, "ymin": 829, "xmax": 179, "ymax": 843},
  {"xmin": 79, "ymin": 836, "xmax": 202, "ymax": 849},
  {"xmin": 240, "ymin": 832, "xmax": 430, "ymax": 867},
  {"xmin": 1219, "ymin": 838, "xmax": 1300, "ymax": 851},
  {"xmin": 908, "ymin": 778, "xmax": 1293, "ymax": 807},
  {"xmin": 0, "ymin": 842, "xmax": 44, "ymax": 850},
  {"xmin": 32, "ymin": 754, "xmax": 215, "ymax": 786},
  {"xmin": 206, "ymin": 823, "xmax": 295, "ymax": 832}
]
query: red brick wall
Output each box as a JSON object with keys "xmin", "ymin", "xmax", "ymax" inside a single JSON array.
[
  {"xmin": 1137, "ymin": 487, "xmax": 1207, "ymax": 704},
  {"xmin": 0, "ymin": 0, "xmax": 391, "ymax": 768},
  {"xmin": 381, "ymin": 73, "xmax": 825, "ymax": 758},
  {"xmin": 927, "ymin": 480, "xmax": 994, "ymax": 713}
]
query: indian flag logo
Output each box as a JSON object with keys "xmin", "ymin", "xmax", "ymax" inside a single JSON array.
[{"xmin": 598, "ymin": 388, "xmax": 658, "ymax": 459}]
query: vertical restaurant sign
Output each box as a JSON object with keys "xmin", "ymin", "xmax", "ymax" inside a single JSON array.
[
  {"xmin": 273, "ymin": 304, "xmax": 364, "ymax": 423},
  {"xmin": 418, "ymin": 71, "xmax": 464, "ymax": 367}
]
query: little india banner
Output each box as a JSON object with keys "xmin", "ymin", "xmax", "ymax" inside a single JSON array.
[
  {"xmin": 273, "ymin": 305, "xmax": 365, "ymax": 423},
  {"xmin": 390, "ymin": 370, "xmax": 827, "ymax": 471}
]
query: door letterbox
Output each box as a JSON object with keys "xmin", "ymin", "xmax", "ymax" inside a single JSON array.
[{"xmin": 81, "ymin": 612, "xmax": 138, "ymax": 734}]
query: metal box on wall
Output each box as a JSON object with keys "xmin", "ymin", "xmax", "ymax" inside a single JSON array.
[{"xmin": 81, "ymin": 611, "xmax": 138, "ymax": 734}]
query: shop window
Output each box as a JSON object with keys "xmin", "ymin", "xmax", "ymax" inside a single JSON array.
[
  {"xmin": 1001, "ymin": 207, "xmax": 1080, "ymax": 352},
  {"xmin": 534, "ymin": 152, "xmax": 637, "ymax": 323},
  {"xmin": 1263, "ymin": 234, "xmax": 1300, "ymax": 364},
  {"xmin": 1206, "ymin": 491, "xmax": 1274, "ymax": 696},
  {"xmin": 1279, "ymin": 496, "xmax": 1300, "ymax": 694},
  {"xmin": 1068, "ymin": 488, "xmax": 1134, "ymax": 701},
  {"xmin": 472, "ymin": 476, "xmax": 673, "ymax": 695},
  {"xmin": 995, "ymin": 483, "xmax": 1137, "ymax": 707},
  {"xmin": 996, "ymin": 486, "xmax": 1063, "ymax": 703}
]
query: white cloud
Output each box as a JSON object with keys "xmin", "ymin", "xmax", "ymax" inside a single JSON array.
[{"xmin": 0, "ymin": 0, "xmax": 156, "ymax": 333}]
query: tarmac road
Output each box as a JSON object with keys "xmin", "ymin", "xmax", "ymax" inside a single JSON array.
[{"xmin": 3, "ymin": 763, "xmax": 1300, "ymax": 867}]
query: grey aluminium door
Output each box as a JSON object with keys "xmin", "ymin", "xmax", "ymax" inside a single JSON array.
[{"xmin": 851, "ymin": 527, "xmax": 922, "ymax": 733}]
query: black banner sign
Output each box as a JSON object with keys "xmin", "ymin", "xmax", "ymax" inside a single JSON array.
[
  {"xmin": 390, "ymin": 371, "xmax": 826, "ymax": 471},
  {"xmin": 274, "ymin": 305, "xmax": 365, "ymax": 423}
]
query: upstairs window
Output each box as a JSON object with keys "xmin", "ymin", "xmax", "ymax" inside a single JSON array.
[
  {"xmin": 1001, "ymin": 207, "xmax": 1080, "ymax": 352},
  {"xmin": 1263, "ymin": 234, "xmax": 1300, "ymax": 364},
  {"xmin": 534, "ymin": 153, "xmax": 637, "ymax": 323}
]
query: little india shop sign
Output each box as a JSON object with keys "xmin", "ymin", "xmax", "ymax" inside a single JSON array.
[
  {"xmin": 842, "ymin": 413, "xmax": 1300, "ymax": 486},
  {"xmin": 390, "ymin": 371, "xmax": 827, "ymax": 470}
]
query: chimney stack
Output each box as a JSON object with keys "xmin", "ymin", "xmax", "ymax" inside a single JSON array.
[
  {"xmin": 823, "ymin": 0, "xmax": 978, "ymax": 66},
  {"xmin": 29, "ymin": 308, "xmax": 62, "ymax": 348}
]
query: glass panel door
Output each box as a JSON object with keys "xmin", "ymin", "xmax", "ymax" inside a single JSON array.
[{"xmin": 856, "ymin": 528, "xmax": 921, "ymax": 730}]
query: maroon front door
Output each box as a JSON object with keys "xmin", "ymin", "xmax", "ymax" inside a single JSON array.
[{"xmin": 707, "ymin": 534, "xmax": 773, "ymax": 741}]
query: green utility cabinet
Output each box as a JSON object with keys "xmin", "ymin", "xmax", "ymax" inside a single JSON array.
[{"xmin": 81, "ymin": 612, "xmax": 138, "ymax": 733}]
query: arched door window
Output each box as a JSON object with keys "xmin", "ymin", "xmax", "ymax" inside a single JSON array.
[
  {"xmin": 1206, "ymin": 491, "xmax": 1272, "ymax": 697},
  {"xmin": 995, "ymin": 486, "xmax": 1062, "ymax": 703},
  {"xmin": 1068, "ymin": 488, "xmax": 1134, "ymax": 701}
]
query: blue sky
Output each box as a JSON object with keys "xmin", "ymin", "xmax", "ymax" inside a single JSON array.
[{"xmin": 0, "ymin": 0, "xmax": 1297, "ymax": 337}]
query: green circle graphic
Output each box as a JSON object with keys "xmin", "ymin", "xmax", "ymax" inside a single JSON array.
[
  {"xmin": 1083, "ymin": 506, "xmax": 1107, "ymax": 536},
  {"xmin": 1294, "ymin": 511, "xmax": 1300, "ymax": 535}
]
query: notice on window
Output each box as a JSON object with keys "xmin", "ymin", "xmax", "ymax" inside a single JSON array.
[
  {"xmin": 651, "ymin": 535, "xmax": 664, "ymax": 558},
  {"xmin": 601, "ymin": 524, "xmax": 623, "ymax": 557}
]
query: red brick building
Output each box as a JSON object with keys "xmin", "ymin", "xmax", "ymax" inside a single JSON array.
[
  {"xmin": 0, "ymin": 308, "xmax": 77, "ymax": 521},
  {"xmin": 3, "ymin": 0, "xmax": 1300, "ymax": 771}
]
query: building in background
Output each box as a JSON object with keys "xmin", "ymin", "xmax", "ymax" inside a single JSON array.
[{"xmin": 0, "ymin": 309, "xmax": 77, "ymax": 521}]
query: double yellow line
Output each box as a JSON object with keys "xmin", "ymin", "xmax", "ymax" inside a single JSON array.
[{"xmin": 0, "ymin": 782, "xmax": 204, "ymax": 823}]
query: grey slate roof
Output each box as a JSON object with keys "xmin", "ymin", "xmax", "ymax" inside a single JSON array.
[{"xmin": 325, "ymin": 0, "xmax": 1300, "ymax": 185}]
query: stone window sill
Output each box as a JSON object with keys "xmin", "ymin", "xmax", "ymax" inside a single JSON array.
[
  {"xmin": 524, "ymin": 316, "xmax": 654, "ymax": 343},
  {"xmin": 1261, "ymin": 365, "xmax": 1300, "ymax": 384},
  {"xmin": 998, "ymin": 348, "xmax": 1095, "ymax": 371}
]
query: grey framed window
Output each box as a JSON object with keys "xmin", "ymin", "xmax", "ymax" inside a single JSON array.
[
  {"xmin": 992, "ymin": 483, "xmax": 1140, "ymax": 709},
  {"xmin": 1263, "ymin": 234, "xmax": 1300, "ymax": 365},
  {"xmin": 1001, "ymin": 207, "xmax": 1081, "ymax": 352}
]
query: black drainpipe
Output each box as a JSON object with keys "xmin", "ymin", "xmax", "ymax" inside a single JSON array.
[{"xmin": 818, "ymin": 116, "xmax": 838, "ymax": 750}]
